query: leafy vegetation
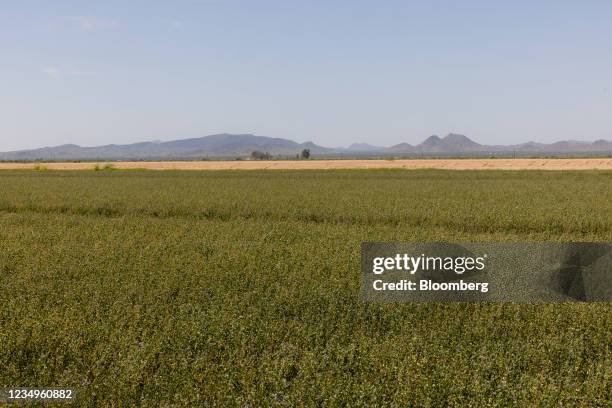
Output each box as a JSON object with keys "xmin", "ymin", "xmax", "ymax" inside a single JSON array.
[
  {"xmin": 32, "ymin": 164, "xmax": 48, "ymax": 171},
  {"xmin": 93, "ymin": 163, "xmax": 115, "ymax": 171},
  {"xmin": 0, "ymin": 169, "xmax": 610, "ymax": 406}
]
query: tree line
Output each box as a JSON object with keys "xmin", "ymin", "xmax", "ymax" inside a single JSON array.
[{"xmin": 251, "ymin": 149, "xmax": 310, "ymax": 160}]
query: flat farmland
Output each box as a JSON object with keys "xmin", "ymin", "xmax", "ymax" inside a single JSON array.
[
  {"xmin": 0, "ymin": 169, "xmax": 610, "ymax": 406},
  {"xmin": 1, "ymin": 157, "xmax": 612, "ymax": 170}
]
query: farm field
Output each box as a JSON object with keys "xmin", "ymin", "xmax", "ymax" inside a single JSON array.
[
  {"xmin": 1, "ymin": 157, "xmax": 612, "ymax": 171},
  {"xmin": 0, "ymin": 169, "xmax": 611, "ymax": 406}
]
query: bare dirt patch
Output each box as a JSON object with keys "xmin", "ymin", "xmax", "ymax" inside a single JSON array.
[{"xmin": 1, "ymin": 158, "xmax": 611, "ymax": 171}]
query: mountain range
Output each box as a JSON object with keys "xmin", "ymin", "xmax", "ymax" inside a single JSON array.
[{"xmin": 1, "ymin": 133, "xmax": 611, "ymax": 160}]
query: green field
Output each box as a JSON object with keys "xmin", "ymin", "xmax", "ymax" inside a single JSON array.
[{"xmin": 1, "ymin": 170, "xmax": 610, "ymax": 406}]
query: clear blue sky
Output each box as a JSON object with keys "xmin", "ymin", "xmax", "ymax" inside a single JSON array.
[{"xmin": 1, "ymin": 0, "xmax": 611, "ymax": 151}]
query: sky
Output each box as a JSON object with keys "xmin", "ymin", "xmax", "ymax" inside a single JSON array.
[{"xmin": 1, "ymin": 0, "xmax": 611, "ymax": 151}]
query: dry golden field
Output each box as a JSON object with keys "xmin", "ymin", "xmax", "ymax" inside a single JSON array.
[{"xmin": 1, "ymin": 158, "xmax": 612, "ymax": 171}]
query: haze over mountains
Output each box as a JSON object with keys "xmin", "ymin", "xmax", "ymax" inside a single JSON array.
[{"xmin": 1, "ymin": 133, "xmax": 611, "ymax": 161}]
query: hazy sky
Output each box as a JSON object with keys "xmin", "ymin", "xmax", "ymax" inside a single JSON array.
[{"xmin": 1, "ymin": 1, "xmax": 611, "ymax": 151}]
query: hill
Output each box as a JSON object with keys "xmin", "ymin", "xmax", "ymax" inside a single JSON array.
[
  {"xmin": 0, "ymin": 134, "xmax": 331, "ymax": 161},
  {"xmin": 1, "ymin": 133, "xmax": 611, "ymax": 160}
]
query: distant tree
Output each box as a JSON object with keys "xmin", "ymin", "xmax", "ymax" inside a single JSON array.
[
  {"xmin": 301, "ymin": 148, "xmax": 311, "ymax": 159},
  {"xmin": 251, "ymin": 150, "xmax": 266, "ymax": 160},
  {"xmin": 251, "ymin": 150, "xmax": 272, "ymax": 160}
]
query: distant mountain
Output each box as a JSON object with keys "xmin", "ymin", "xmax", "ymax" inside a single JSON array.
[
  {"xmin": 389, "ymin": 142, "xmax": 413, "ymax": 151},
  {"xmin": 1, "ymin": 133, "xmax": 610, "ymax": 161},
  {"xmin": 389, "ymin": 133, "xmax": 485, "ymax": 153},
  {"xmin": 415, "ymin": 134, "xmax": 482, "ymax": 152},
  {"xmin": 346, "ymin": 143, "xmax": 385, "ymax": 152},
  {"xmin": 387, "ymin": 134, "xmax": 612, "ymax": 155},
  {"xmin": 442, "ymin": 133, "xmax": 482, "ymax": 150},
  {"xmin": 0, "ymin": 134, "xmax": 333, "ymax": 161},
  {"xmin": 514, "ymin": 139, "xmax": 602, "ymax": 152},
  {"xmin": 593, "ymin": 139, "xmax": 612, "ymax": 148},
  {"xmin": 420, "ymin": 135, "xmax": 444, "ymax": 149}
]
